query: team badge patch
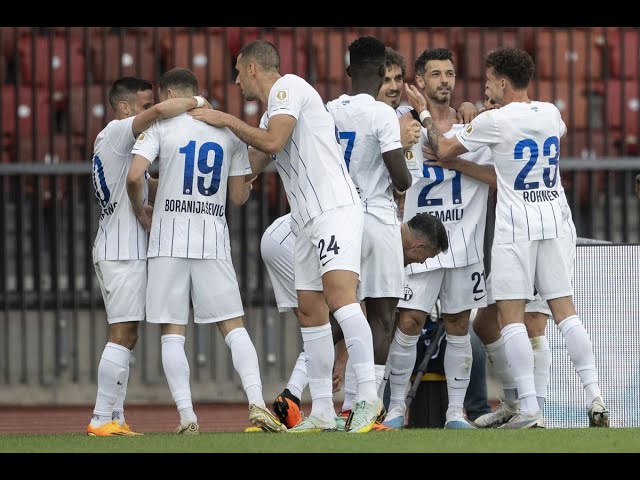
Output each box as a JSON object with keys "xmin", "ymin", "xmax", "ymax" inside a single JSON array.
[
  {"xmin": 464, "ymin": 124, "xmax": 473, "ymax": 136},
  {"xmin": 405, "ymin": 150, "xmax": 414, "ymax": 161},
  {"xmin": 275, "ymin": 89, "xmax": 288, "ymax": 101},
  {"xmin": 403, "ymin": 286, "xmax": 413, "ymax": 302}
]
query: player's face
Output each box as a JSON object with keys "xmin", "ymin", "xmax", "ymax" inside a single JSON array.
[
  {"xmin": 421, "ymin": 59, "xmax": 455, "ymax": 106},
  {"xmin": 377, "ymin": 64, "xmax": 404, "ymax": 109},
  {"xmin": 235, "ymin": 54, "xmax": 258, "ymax": 101},
  {"xmin": 131, "ymin": 89, "xmax": 154, "ymax": 115},
  {"xmin": 407, "ymin": 241, "xmax": 441, "ymax": 265},
  {"xmin": 484, "ymin": 67, "xmax": 505, "ymax": 106}
]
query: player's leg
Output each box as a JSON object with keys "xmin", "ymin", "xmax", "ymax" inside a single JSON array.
[
  {"xmin": 259, "ymin": 219, "xmax": 305, "ymax": 428},
  {"xmin": 147, "ymin": 257, "xmax": 198, "ymax": 434},
  {"xmin": 464, "ymin": 322, "xmax": 491, "ymax": 422},
  {"xmin": 382, "ymin": 270, "xmax": 436, "ymax": 428},
  {"xmin": 316, "ymin": 205, "xmax": 381, "ymax": 433},
  {"xmin": 88, "ymin": 260, "xmax": 144, "ymax": 437},
  {"xmin": 524, "ymin": 306, "xmax": 551, "ymax": 415},
  {"xmin": 439, "ymin": 263, "xmax": 488, "ymax": 429},
  {"xmin": 492, "ymin": 242, "xmax": 542, "ymax": 428},
  {"xmin": 539, "ymin": 239, "xmax": 608, "ymax": 427}
]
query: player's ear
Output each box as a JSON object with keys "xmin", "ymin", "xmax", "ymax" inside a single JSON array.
[
  {"xmin": 346, "ymin": 65, "xmax": 352, "ymax": 78},
  {"xmin": 415, "ymin": 75, "xmax": 426, "ymax": 89}
]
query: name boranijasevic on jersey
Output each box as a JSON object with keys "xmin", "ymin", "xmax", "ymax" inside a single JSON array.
[
  {"xmin": 456, "ymin": 101, "xmax": 569, "ymax": 245},
  {"xmin": 266, "ymin": 74, "xmax": 360, "ymax": 235},
  {"xmin": 326, "ymin": 94, "xmax": 402, "ymax": 225},
  {"xmin": 92, "ymin": 116, "xmax": 148, "ymax": 264},
  {"xmin": 404, "ymin": 124, "xmax": 492, "ymax": 272},
  {"xmin": 131, "ymin": 113, "xmax": 251, "ymax": 259}
]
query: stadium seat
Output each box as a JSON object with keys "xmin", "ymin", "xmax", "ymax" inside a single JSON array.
[
  {"xmin": 312, "ymin": 81, "xmax": 347, "ymax": 104},
  {"xmin": 67, "ymin": 85, "xmax": 112, "ymax": 143},
  {"xmin": 90, "ymin": 33, "xmax": 157, "ymax": 85},
  {"xmin": 1, "ymin": 85, "xmax": 52, "ymax": 142},
  {"xmin": 534, "ymin": 28, "xmax": 604, "ymax": 81},
  {"xmin": 311, "ymin": 28, "xmax": 359, "ymax": 84},
  {"xmin": 17, "ymin": 34, "xmax": 86, "ymax": 92},
  {"xmin": 15, "ymin": 133, "xmax": 85, "ymax": 163},
  {"xmin": 261, "ymin": 30, "xmax": 310, "ymax": 78},
  {"xmin": 530, "ymin": 79, "xmax": 595, "ymax": 131},
  {"xmin": 604, "ymin": 28, "xmax": 640, "ymax": 80},
  {"xmin": 459, "ymin": 29, "xmax": 521, "ymax": 79},
  {"xmin": 451, "ymin": 78, "xmax": 485, "ymax": 110},
  {"xmin": 162, "ymin": 32, "xmax": 229, "ymax": 88},
  {"xmin": 604, "ymin": 79, "xmax": 640, "ymax": 153}
]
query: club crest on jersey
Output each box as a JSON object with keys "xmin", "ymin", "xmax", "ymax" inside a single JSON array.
[
  {"xmin": 137, "ymin": 132, "xmax": 146, "ymax": 142},
  {"xmin": 275, "ymin": 89, "xmax": 288, "ymax": 102},
  {"xmin": 403, "ymin": 286, "xmax": 413, "ymax": 302},
  {"xmin": 405, "ymin": 150, "xmax": 414, "ymax": 161}
]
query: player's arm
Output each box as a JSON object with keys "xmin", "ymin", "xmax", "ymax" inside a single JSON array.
[
  {"xmin": 189, "ymin": 109, "xmax": 296, "ymax": 155},
  {"xmin": 126, "ymin": 154, "xmax": 153, "ymax": 231},
  {"xmin": 383, "ymin": 148, "xmax": 413, "ymax": 193},
  {"xmin": 228, "ymin": 174, "xmax": 253, "ymax": 206},
  {"xmin": 147, "ymin": 174, "xmax": 158, "ymax": 205},
  {"xmin": 248, "ymin": 146, "xmax": 273, "ymax": 176},
  {"xmin": 398, "ymin": 113, "xmax": 421, "ymax": 151},
  {"xmin": 423, "ymin": 150, "xmax": 497, "ymax": 189},
  {"xmin": 131, "ymin": 96, "xmax": 206, "ymax": 138},
  {"xmin": 456, "ymin": 102, "xmax": 479, "ymax": 124}
]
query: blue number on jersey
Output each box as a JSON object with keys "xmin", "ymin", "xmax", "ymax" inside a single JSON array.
[
  {"xmin": 514, "ymin": 136, "xmax": 559, "ymax": 190},
  {"xmin": 417, "ymin": 165, "xmax": 462, "ymax": 207},
  {"xmin": 338, "ymin": 131, "xmax": 356, "ymax": 171},
  {"xmin": 180, "ymin": 140, "xmax": 224, "ymax": 196},
  {"xmin": 91, "ymin": 154, "xmax": 111, "ymax": 208}
]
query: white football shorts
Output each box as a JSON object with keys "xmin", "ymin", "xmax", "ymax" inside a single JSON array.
[{"xmin": 94, "ymin": 260, "xmax": 146, "ymax": 324}]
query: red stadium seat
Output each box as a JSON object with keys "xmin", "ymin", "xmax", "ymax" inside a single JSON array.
[
  {"xmin": 261, "ymin": 30, "xmax": 310, "ymax": 78},
  {"xmin": 67, "ymin": 85, "xmax": 113, "ymax": 143},
  {"xmin": 534, "ymin": 28, "xmax": 604, "ymax": 81},
  {"xmin": 17, "ymin": 34, "xmax": 86, "ymax": 92},
  {"xmin": 1, "ymin": 85, "xmax": 51, "ymax": 142},
  {"xmin": 604, "ymin": 79, "xmax": 640, "ymax": 152},
  {"xmin": 162, "ymin": 32, "xmax": 228, "ymax": 89},
  {"xmin": 312, "ymin": 81, "xmax": 347, "ymax": 104},
  {"xmin": 90, "ymin": 33, "xmax": 157, "ymax": 85},
  {"xmin": 459, "ymin": 29, "xmax": 522, "ymax": 80},
  {"xmin": 530, "ymin": 80, "xmax": 594, "ymax": 130},
  {"xmin": 16, "ymin": 133, "xmax": 85, "ymax": 163},
  {"xmin": 311, "ymin": 29, "xmax": 358, "ymax": 84},
  {"xmin": 604, "ymin": 28, "xmax": 640, "ymax": 80}
]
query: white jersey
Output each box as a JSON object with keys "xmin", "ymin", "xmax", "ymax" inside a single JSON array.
[
  {"xmin": 326, "ymin": 94, "xmax": 402, "ymax": 225},
  {"xmin": 92, "ymin": 116, "xmax": 148, "ymax": 264},
  {"xmin": 131, "ymin": 112, "xmax": 251, "ymax": 259},
  {"xmin": 457, "ymin": 101, "xmax": 570, "ymax": 245},
  {"xmin": 265, "ymin": 74, "xmax": 360, "ymax": 235},
  {"xmin": 404, "ymin": 124, "xmax": 492, "ymax": 272},
  {"xmin": 396, "ymin": 105, "xmax": 423, "ymax": 178}
]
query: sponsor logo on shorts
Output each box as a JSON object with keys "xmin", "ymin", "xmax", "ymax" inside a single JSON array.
[{"xmin": 403, "ymin": 286, "xmax": 413, "ymax": 301}]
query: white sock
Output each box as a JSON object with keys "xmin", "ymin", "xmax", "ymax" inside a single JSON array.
[
  {"xmin": 161, "ymin": 334, "xmax": 196, "ymax": 425},
  {"xmin": 374, "ymin": 364, "xmax": 386, "ymax": 395},
  {"xmin": 484, "ymin": 336, "xmax": 518, "ymax": 404},
  {"xmin": 387, "ymin": 329, "xmax": 419, "ymax": 414},
  {"xmin": 558, "ymin": 315, "xmax": 601, "ymax": 406},
  {"xmin": 91, "ymin": 342, "xmax": 130, "ymax": 427},
  {"xmin": 333, "ymin": 303, "xmax": 377, "ymax": 403},
  {"xmin": 285, "ymin": 352, "xmax": 308, "ymax": 401},
  {"xmin": 531, "ymin": 335, "xmax": 551, "ymax": 413},
  {"xmin": 225, "ymin": 327, "xmax": 264, "ymax": 407},
  {"xmin": 501, "ymin": 323, "xmax": 538, "ymax": 416},
  {"xmin": 301, "ymin": 323, "xmax": 335, "ymax": 422},
  {"xmin": 342, "ymin": 356, "xmax": 356, "ymax": 413},
  {"xmin": 444, "ymin": 334, "xmax": 472, "ymax": 421},
  {"xmin": 112, "ymin": 355, "xmax": 130, "ymax": 426}
]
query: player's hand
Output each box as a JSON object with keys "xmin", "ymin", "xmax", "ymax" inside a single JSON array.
[
  {"xmin": 332, "ymin": 369, "xmax": 343, "ymax": 393},
  {"xmin": 395, "ymin": 192, "xmax": 406, "ymax": 219},
  {"xmin": 246, "ymin": 175, "xmax": 257, "ymax": 192},
  {"xmin": 404, "ymin": 84, "xmax": 428, "ymax": 117},
  {"xmin": 138, "ymin": 204, "xmax": 153, "ymax": 232},
  {"xmin": 189, "ymin": 108, "xmax": 229, "ymax": 127},
  {"xmin": 399, "ymin": 114, "xmax": 422, "ymax": 150},
  {"xmin": 457, "ymin": 102, "xmax": 479, "ymax": 124}
]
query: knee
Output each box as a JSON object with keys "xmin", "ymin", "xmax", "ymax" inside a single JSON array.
[{"xmin": 397, "ymin": 310, "xmax": 426, "ymax": 336}]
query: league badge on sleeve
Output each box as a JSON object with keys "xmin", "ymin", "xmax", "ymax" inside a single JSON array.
[{"xmin": 275, "ymin": 89, "xmax": 289, "ymax": 104}]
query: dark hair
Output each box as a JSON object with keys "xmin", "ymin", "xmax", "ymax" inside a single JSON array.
[
  {"xmin": 484, "ymin": 47, "xmax": 535, "ymax": 90},
  {"xmin": 108, "ymin": 76, "xmax": 153, "ymax": 109},
  {"xmin": 348, "ymin": 36, "xmax": 385, "ymax": 70},
  {"xmin": 408, "ymin": 212, "xmax": 449, "ymax": 254},
  {"xmin": 384, "ymin": 47, "xmax": 406, "ymax": 78},
  {"xmin": 159, "ymin": 68, "xmax": 199, "ymax": 95},
  {"xmin": 239, "ymin": 40, "xmax": 280, "ymax": 72},
  {"xmin": 415, "ymin": 48, "xmax": 454, "ymax": 77}
]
